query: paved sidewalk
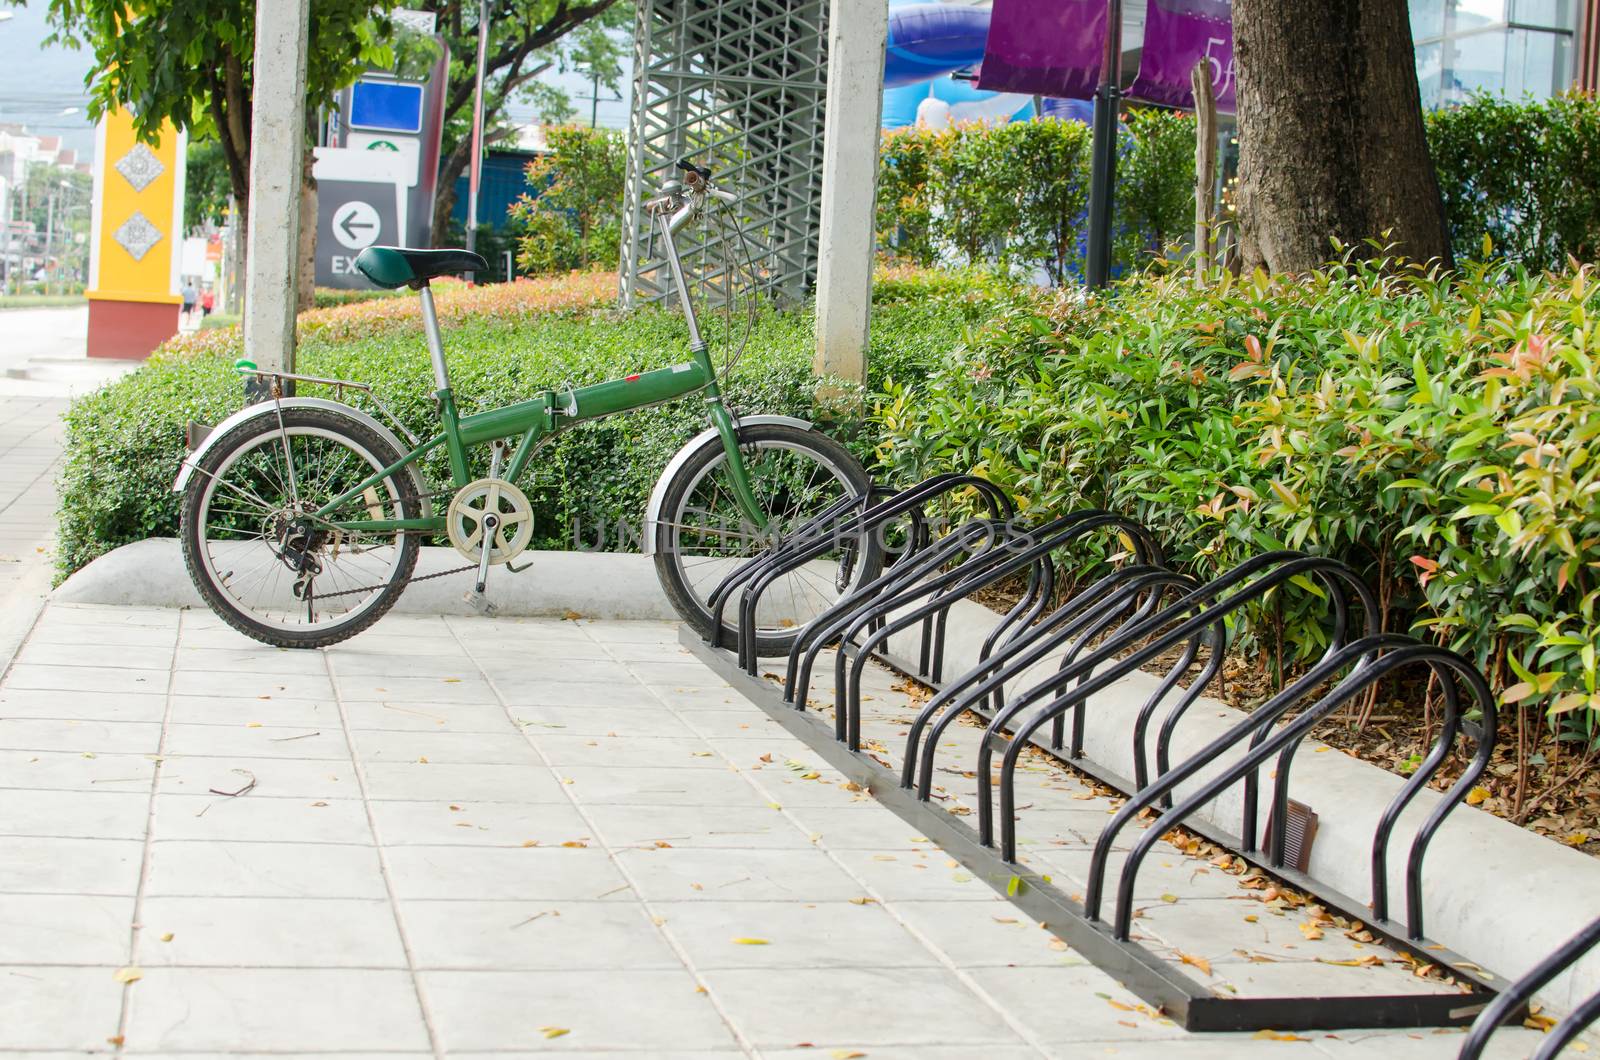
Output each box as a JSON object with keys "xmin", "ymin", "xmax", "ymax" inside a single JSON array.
[{"xmin": 0, "ymin": 604, "xmax": 1540, "ymax": 1058}]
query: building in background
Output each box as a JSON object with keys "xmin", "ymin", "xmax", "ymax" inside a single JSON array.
[{"xmin": 1412, "ymin": 0, "xmax": 1589, "ymax": 107}]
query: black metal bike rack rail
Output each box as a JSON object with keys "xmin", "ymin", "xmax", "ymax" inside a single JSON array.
[
  {"xmin": 1458, "ymin": 915, "xmax": 1600, "ymax": 1058},
  {"xmin": 684, "ymin": 476, "xmax": 1533, "ymax": 1034}
]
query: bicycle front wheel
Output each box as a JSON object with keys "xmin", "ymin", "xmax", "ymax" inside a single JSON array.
[
  {"xmin": 653, "ymin": 422, "xmax": 882, "ymax": 656},
  {"xmin": 180, "ymin": 406, "xmax": 423, "ymax": 648}
]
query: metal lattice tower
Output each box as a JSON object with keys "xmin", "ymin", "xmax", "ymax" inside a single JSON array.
[{"xmin": 619, "ymin": 0, "xmax": 829, "ymax": 308}]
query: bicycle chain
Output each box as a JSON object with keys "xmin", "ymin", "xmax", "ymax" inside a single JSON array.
[{"xmin": 309, "ymin": 561, "xmax": 477, "ymax": 601}]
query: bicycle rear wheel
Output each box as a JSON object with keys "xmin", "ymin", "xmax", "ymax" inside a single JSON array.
[
  {"xmin": 653, "ymin": 422, "xmax": 882, "ymax": 656},
  {"xmin": 180, "ymin": 406, "xmax": 423, "ymax": 648}
]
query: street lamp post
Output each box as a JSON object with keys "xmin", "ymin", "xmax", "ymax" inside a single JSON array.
[
  {"xmin": 465, "ymin": 0, "xmax": 489, "ymax": 271},
  {"xmin": 1084, "ymin": 0, "xmax": 1123, "ymax": 289}
]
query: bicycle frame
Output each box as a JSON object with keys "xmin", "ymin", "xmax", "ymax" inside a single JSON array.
[{"xmin": 313, "ymin": 201, "xmax": 766, "ymax": 537}]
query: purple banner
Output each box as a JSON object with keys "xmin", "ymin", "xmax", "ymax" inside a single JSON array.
[
  {"xmin": 1129, "ymin": 0, "xmax": 1237, "ymax": 113},
  {"xmin": 975, "ymin": 0, "xmax": 1107, "ymax": 101}
]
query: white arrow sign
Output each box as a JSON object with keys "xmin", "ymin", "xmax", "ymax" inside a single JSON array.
[{"xmin": 332, "ymin": 200, "xmax": 381, "ymax": 250}]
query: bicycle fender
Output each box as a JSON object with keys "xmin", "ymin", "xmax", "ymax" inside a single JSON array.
[
  {"xmin": 641, "ymin": 414, "xmax": 812, "ymax": 556},
  {"xmin": 172, "ymin": 397, "xmax": 415, "ymax": 495}
]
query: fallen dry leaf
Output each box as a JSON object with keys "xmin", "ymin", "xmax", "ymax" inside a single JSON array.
[
  {"xmin": 1253, "ymin": 1030, "xmax": 1310, "ymax": 1041},
  {"xmin": 113, "ymin": 966, "xmax": 142, "ymax": 984},
  {"xmin": 1178, "ymin": 951, "xmax": 1213, "ymax": 976},
  {"xmin": 732, "ymin": 937, "xmax": 769, "ymax": 945},
  {"xmin": 1299, "ymin": 922, "xmax": 1324, "ymax": 941},
  {"xmin": 539, "ymin": 1026, "xmax": 570, "ymax": 1039},
  {"xmin": 159, "ymin": 933, "xmax": 174, "ymax": 943},
  {"xmin": 831, "ymin": 1051, "xmax": 866, "ymax": 1059}
]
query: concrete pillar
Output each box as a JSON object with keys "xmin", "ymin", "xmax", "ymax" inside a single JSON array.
[
  {"xmin": 813, "ymin": 0, "xmax": 887, "ymax": 386},
  {"xmin": 243, "ymin": 0, "xmax": 311, "ymax": 374}
]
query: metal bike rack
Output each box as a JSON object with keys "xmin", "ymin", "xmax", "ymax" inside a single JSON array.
[
  {"xmin": 682, "ymin": 476, "xmax": 1521, "ymax": 1032},
  {"xmin": 1459, "ymin": 916, "xmax": 1600, "ymax": 1058}
]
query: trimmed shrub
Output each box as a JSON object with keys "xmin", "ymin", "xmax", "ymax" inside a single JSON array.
[
  {"xmin": 509, "ymin": 125, "xmax": 627, "ymax": 275},
  {"xmin": 871, "ymin": 255, "xmax": 1600, "ymax": 743},
  {"xmin": 57, "ymin": 268, "xmax": 1010, "ymax": 579},
  {"xmin": 1426, "ymin": 92, "xmax": 1600, "ymax": 272},
  {"xmin": 875, "ymin": 112, "xmax": 1195, "ymax": 279}
]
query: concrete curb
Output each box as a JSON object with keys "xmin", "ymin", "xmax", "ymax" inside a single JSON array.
[
  {"xmin": 878, "ymin": 597, "xmax": 1600, "ymax": 1019},
  {"xmin": 54, "ymin": 538, "xmax": 678, "ymax": 620}
]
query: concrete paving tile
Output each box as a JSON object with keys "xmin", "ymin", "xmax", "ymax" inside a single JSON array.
[
  {"xmin": 648, "ymin": 687, "xmax": 753, "ymax": 711},
  {"xmin": 0, "ymin": 749, "xmax": 156, "ymax": 793},
  {"xmin": 151, "ymin": 793, "xmax": 371, "ymax": 845},
  {"xmin": 0, "ymin": 966, "xmax": 126, "ymax": 1050},
  {"xmin": 892, "ymin": 899, "xmax": 1093, "ymax": 968},
  {"xmin": 0, "ymin": 789, "xmax": 150, "ymax": 840},
  {"xmin": 478, "ymin": 658, "xmax": 639, "ymax": 686},
  {"xmin": 334, "ymin": 674, "xmax": 496, "ymax": 703},
  {"xmin": 5, "ymin": 663, "xmax": 168, "ymax": 695},
  {"xmin": 529, "ymin": 733, "xmax": 726, "ymax": 769},
  {"xmin": 0, "ymin": 894, "xmax": 133, "ymax": 964},
  {"xmin": 469, "ymin": 638, "xmax": 616, "ymax": 663},
  {"xmin": 555, "ymin": 764, "xmax": 772, "ymax": 807},
  {"xmin": 515, "ymin": 703, "xmax": 713, "ymax": 738},
  {"xmin": 341, "ymin": 699, "xmax": 518, "ymax": 733},
  {"xmin": 361, "ymin": 761, "xmax": 570, "ymax": 803},
  {"xmin": 368, "ymin": 798, "xmax": 592, "ymax": 847},
  {"xmin": 161, "ymin": 722, "xmax": 349, "ymax": 761},
  {"xmin": 656, "ymin": 899, "xmax": 940, "ymax": 970},
  {"xmin": 964, "ymin": 965, "xmax": 1185, "ymax": 1043},
  {"xmin": 137, "ymin": 897, "xmax": 407, "ymax": 968},
  {"xmin": 400, "ymin": 899, "xmax": 681, "ymax": 970},
  {"xmin": 350, "ymin": 728, "xmax": 541, "ymax": 766},
  {"xmin": 615, "ymin": 846, "xmax": 866, "ymax": 903},
  {"xmin": 421, "ymin": 968, "xmax": 740, "ymax": 1052},
  {"xmin": 576, "ymin": 618, "xmax": 681, "ymax": 643},
  {"xmin": 584, "ymin": 803, "xmax": 812, "ymax": 850},
  {"xmin": 157, "ymin": 756, "xmax": 360, "ymax": 801},
  {"xmin": 782, "ymin": 803, "xmax": 963, "ymax": 851},
  {"xmin": 624, "ymin": 659, "xmax": 726, "ymax": 687},
  {"xmin": 0, "ymin": 717, "xmax": 162, "ymax": 754},
  {"xmin": 14, "ymin": 640, "xmax": 173, "ymax": 671},
  {"xmin": 164, "ymin": 693, "xmax": 339, "ymax": 728},
  {"xmin": 678, "ymin": 708, "xmax": 790, "ymax": 740},
  {"xmin": 144, "ymin": 840, "xmax": 387, "ymax": 899},
  {"xmin": 0, "ymin": 688, "xmax": 167, "ymax": 723},
  {"xmin": 175, "ymin": 646, "xmax": 334, "ymax": 675},
  {"xmin": 764, "ymin": 1049, "xmax": 1042, "ymax": 1060},
  {"xmin": 384, "ymin": 845, "xmax": 634, "ymax": 901},
  {"xmin": 171, "ymin": 669, "xmax": 334, "ymax": 700},
  {"xmin": 328, "ymin": 631, "xmax": 496, "ymax": 657},
  {"xmin": 828, "ymin": 848, "xmax": 1000, "ymax": 902},
  {"xmin": 703, "ymin": 965, "xmax": 1024, "ymax": 1048},
  {"xmin": 501, "ymin": 679, "xmax": 660, "ymax": 709},
  {"xmin": 25, "ymin": 623, "xmax": 175, "ymax": 650},
  {"xmin": 41, "ymin": 604, "xmax": 179, "ymax": 628},
  {"xmin": 328, "ymin": 651, "xmax": 481, "ymax": 678},
  {"xmin": 124, "ymin": 968, "xmax": 429, "ymax": 1052},
  {"xmin": 1313, "ymin": 1028, "xmax": 1541, "ymax": 1059},
  {"xmin": 0, "ymin": 836, "xmax": 143, "ymax": 895}
]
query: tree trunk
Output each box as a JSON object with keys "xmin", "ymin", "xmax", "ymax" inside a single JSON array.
[
  {"xmin": 432, "ymin": 138, "xmax": 473, "ymax": 246},
  {"xmin": 1233, "ymin": 0, "xmax": 1451, "ymax": 273},
  {"xmin": 297, "ymin": 146, "xmax": 317, "ymax": 312}
]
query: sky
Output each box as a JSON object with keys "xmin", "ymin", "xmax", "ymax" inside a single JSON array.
[{"xmin": 0, "ymin": 2, "xmax": 100, "ymax": 160}]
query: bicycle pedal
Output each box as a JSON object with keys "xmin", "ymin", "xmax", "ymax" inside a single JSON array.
[{"xmin": 463, "ymin": 589, "xmax": 500, "ymax": 617}]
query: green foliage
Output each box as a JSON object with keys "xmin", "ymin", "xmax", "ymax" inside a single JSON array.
[
  {"xmin": 1425, "ymin": 92, "xmax": 1600, "ymax": 271},
  {"xmin": 57, "ymin": 267, "xmax": 1009, "ymax": 579},
  {"xmin": 509, "ymin": 125, "xmax": 626, "ymax": 274},
  {"xmin": 184, "ymin": 140, "xmax": 234, "ymax": 228},
  {"xmin": 871, "ymin": 255, "xmax": 1600, "ymax": 741},
  {"xmin": 874, "ymin": 113, "xmax": 1194, "ymax": 282}
]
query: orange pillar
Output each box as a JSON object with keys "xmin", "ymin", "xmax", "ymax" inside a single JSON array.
[{"xmin": 85, "ymin": 110, "xmax": 187, "ymax": 359}]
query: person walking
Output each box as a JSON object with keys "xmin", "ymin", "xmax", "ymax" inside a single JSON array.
[
  {"xmin": 201, "ymin": 287, "xmax": 215, "ymax": 317},
  {"xmin": 181, "ymin": 280, "xmax": 198, "ymax": 326}
]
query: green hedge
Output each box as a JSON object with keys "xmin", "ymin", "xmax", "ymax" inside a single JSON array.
[
  {"xmin": 872, "ymin": 256, "xmax": 1600, "ymax": 739},
  {"xmin": 877, "ymin": 110, "xmax": 1197, "ymax": 280},
  {"xmin": 1426, "ymin": 92, "xmax": 1600, "ymax": 272},
  {"xmin": 57, "ymin": 267, "xmax": 1012, "ymax": 578}
]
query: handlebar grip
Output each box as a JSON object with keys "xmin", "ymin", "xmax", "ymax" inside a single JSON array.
[{"xmin": 676, "ymin": 158, "xmax": 713, "ymax": 181}]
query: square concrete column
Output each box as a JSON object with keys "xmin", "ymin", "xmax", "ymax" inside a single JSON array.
[
  {"xmin": 244, "ymin": 0, "xmax": 311, "ymax": 374},
  {"xmin": 813, "ymin": 0, "xmax": 888, "ymax": 386}
]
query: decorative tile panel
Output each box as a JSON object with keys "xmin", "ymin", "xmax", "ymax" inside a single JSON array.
[
  {"xmin": 114, "ymin": 142, "xmax": 165, "ymax": 193},
  {"xmin": 112, "ymin": 211, "xmax": 163, "ymax": 262}
]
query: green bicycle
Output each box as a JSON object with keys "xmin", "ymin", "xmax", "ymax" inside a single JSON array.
[{"xmin": 174, "ymin": 160, "xmax": 881, "ymax": 652}]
